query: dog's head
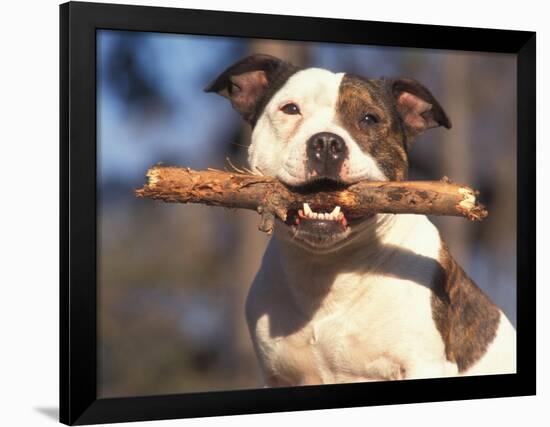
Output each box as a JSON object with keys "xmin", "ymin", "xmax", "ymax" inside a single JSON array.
[{"xmin": 206, "ymin": 54, "xmax": 451, "ymax": 252}]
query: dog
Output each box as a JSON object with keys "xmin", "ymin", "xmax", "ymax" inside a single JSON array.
[{"xmin": 206, "ymin": 54, "xmax": 516, "ymax": 386}]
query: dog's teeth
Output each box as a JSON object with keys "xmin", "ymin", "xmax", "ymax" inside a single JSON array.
[{"xmin": 301, "ymin": 205, "xmax": 345, "ymax": 221}]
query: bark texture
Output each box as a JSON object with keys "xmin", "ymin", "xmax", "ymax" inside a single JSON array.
[{"xmin": 135, "ymin": 166, "xmax": 488, "ymax": 234}]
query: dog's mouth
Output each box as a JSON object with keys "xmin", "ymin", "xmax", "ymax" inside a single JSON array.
[{"xmin": 280, "ymin": 179, "xmax": 374, "ymax": 251}]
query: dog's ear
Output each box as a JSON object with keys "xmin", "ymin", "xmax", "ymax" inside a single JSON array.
[
  {"xmin": 390, "ymin": 78, "xmax": 452, "ymax": 140},
  {"xmin": 205, "ymin": 54, "xmax": 295, "ymax": 123}
]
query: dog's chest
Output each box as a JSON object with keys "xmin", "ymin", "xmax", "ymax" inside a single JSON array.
[
  {"xmin": 259, "ymin": 302, "xmax": 404, "ymax": 385},
  {"xmin": 250, "ymin": 273, "xmax": 449, "ymax": 386}
]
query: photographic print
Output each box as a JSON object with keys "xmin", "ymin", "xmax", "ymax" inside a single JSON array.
[
  {"xmin": 60, "ymin": 3, "xmax": 536, "ymax": 424},
  {"xmin": 97, "ymin": 30, "xmax": 517, "ymax": 397}
]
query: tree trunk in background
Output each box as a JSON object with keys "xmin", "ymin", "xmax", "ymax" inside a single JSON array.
[
  {"xmin": 439, "ymin": 55, "xmax": 516, "ymax": 325},
  {"xmin": 226, "ymin": 41, "xmax": 310, "ymax": 386},
  {"xmin": 482, "ymin": 61, "xmax": 517, "ymax": 325},
  {"xmin": 485, "ymin": 138, "xmax": 517, "ymax": 324},
  {"xmin": 439, "ymin": 54, "xmax": 473, "ymax": 266}
]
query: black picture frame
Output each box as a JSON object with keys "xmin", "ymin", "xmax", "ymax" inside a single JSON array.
[{"xmin": 60, "ymin": 1, "xmax": 536, "ymax": 425}]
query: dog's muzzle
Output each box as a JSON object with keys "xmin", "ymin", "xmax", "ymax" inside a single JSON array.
[{"xmin": 280, "ymin": 178, "xmax": 373, "ymax": 251}]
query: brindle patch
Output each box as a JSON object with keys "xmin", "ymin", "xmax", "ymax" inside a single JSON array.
[
  {"xmin": 335, "ymin": 74, "xmax": 409, "ymax": 181},
  {"xmin": 431, "ymin": 243, "xmax": 501, "ymax": 372}
]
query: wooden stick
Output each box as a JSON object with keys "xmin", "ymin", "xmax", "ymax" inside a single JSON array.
[{"xmin": 135, "ymin": 166, "xmax": 488, "ymax": 234}]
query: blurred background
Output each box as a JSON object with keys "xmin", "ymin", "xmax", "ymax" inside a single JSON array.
[{"xmin": 97, "ymin": 30, "xmax": 516, "ymax": 397}]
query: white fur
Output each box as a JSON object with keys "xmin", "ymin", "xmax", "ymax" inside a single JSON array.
[
  {"xmin": 246, "ymin": 214, "xmax": 516, "ymax": 385},
  {"xmin": 247, "ymin": 215, "xmax": 451, "ymax": 385},
  {"xmin": 249, "ymin": 68, "xmax": 387, "ymax": 184}
]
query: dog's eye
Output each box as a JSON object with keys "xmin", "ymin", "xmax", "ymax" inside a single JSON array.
[
  {"xmin": 360, "ymin": 113, "xmax": 379, "ymax": 127},
  {"xmin": 281, "ymin": 103, "xmax": 300, "ymax": 115}
]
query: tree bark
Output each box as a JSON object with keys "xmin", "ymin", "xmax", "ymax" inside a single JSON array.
[{"xmin": 135, "ymin": 166, "xmax": 488, "ymax": 234}]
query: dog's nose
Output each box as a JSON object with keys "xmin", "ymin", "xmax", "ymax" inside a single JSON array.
[{"xmin": 306, "ymin": 132, "xmax": 348, "ymax": 178}]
